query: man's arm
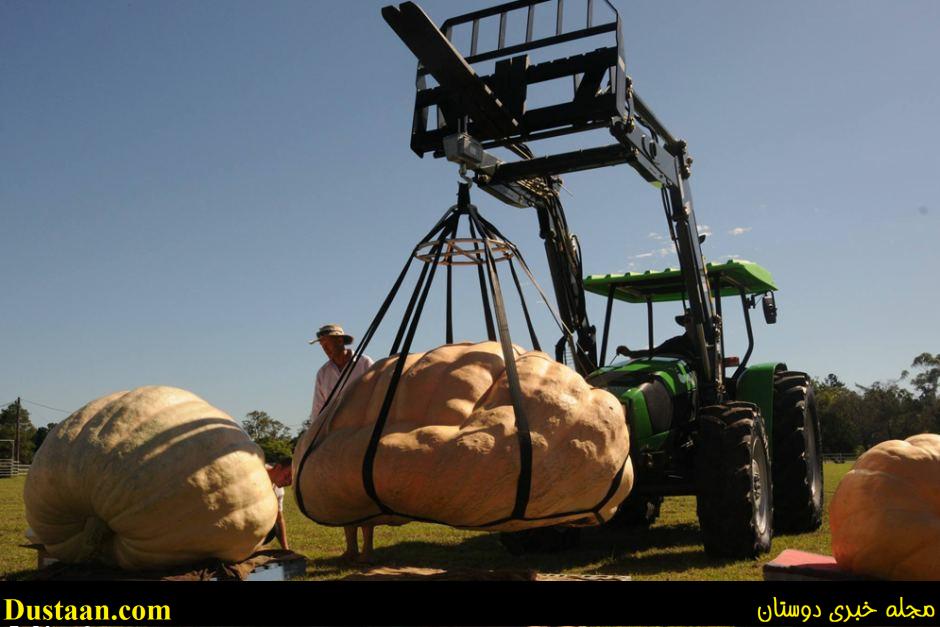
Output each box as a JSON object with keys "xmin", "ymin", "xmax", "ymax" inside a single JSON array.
[{"xmin": 310, "ymin": 368, "xmax": 326, "ymax": 421}]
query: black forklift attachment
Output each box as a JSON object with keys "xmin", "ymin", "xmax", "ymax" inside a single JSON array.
[{"xmin": 383, "ymin": 0, "xmax": 724, "ymax": 402}]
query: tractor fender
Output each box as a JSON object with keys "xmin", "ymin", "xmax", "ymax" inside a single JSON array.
[{"xmin": 734, "ymin": 362, "xmax": 787, "ymax": 458}]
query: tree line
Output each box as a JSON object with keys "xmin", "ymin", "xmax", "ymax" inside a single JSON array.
[
  {"xmin": 815, "ymin": 352, "xmax": 939, "ymax": 455},
  {"xmin": 0, "ymin": 405, "xmax": 300, "ymax": 466},
  {"xmin": 4, "ymin": 352, "xmax": 936, "ymax": 465}
]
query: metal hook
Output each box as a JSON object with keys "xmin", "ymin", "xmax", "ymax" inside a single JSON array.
[{"xmin": 458, "ymin": 162, "xmax": 474, "ymax": 185}]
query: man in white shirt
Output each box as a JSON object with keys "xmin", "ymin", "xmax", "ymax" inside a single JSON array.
[
  {"xmin": 308, "ymin": 323, "xmax": 377, "ymax": 562},
  {"xmin": 308, "ymin": 324, "xmax": 375, "ymax": 425}
]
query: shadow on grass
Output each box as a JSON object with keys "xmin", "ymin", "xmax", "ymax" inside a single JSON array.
[
  {"xmin": 4, "ymin": 522, "xmax": 736, "ymax": 581},
  {"xmin": 324, "ymin": 520, "xmax": 718, "ymax": 578},
  {"xmin": 5, "ymin": 568, "xmax": 38, "ymax": 581},
  {"xmin": 590, "ymin": 521, "xmax": 704, "ymax": 552},
  {"xmin": 583, "ymin": 522, "xmax": 740, "ymax": 577},
  {"xmin": 304, "ymin": 553, "xmax": 396, "ymax": 579},
  {"xmin": 594, "ymin": 548, "xmax": 739, "ymax": 577},
  {"xmin": 591, "ymin": 522, "xmax": 740, "ymax": 576}
]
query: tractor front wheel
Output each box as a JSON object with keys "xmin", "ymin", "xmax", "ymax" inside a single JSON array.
[
  {"xmin": 695, "ymin": 402, "xmax": 773, "ymax": 558},
  {"xmin": 772, "ymin": 371, "xmax": 824, "ymax": 533}
]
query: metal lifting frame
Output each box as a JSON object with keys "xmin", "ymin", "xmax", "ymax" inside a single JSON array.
[{"xmin": 383, "ymin": 0, "xmax": 723, "ymax": 401}]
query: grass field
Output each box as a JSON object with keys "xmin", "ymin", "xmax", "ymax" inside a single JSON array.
[{"xmin": 1, "ymin": 462, "xmax": 852, "ymax": 581}]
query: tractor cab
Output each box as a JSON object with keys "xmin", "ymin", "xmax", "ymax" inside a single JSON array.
[{"xmin": 585, "ymin": 258, "xmax": 778, "ymax": 381}]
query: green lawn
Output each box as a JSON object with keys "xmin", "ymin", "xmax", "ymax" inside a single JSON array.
[{"xmin": 1, "ymin": 462, "xmax": 852, "ymax": 580}]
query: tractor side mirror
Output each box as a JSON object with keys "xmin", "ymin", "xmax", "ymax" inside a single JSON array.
[{"xmin": 762, "ymin": 291, "xmax": 778, "ymax": 324}]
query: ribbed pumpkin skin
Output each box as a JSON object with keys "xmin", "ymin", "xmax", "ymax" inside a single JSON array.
[
  {"xmin": 24, "ymin": 386, "xmax": 278, "ymax": 570},
  {"xmin": 295, "ymin": 341, "xmax": 633, "ymax": 532},
  {"xmin": 830, "ymin": 433, "xmax": 940, "ymax": 580}
]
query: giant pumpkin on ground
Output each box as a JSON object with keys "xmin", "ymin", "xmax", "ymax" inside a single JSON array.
[
  {"xmin": 829, "ymin": 433, "xmax": 940, "ymax": 580},
  {"xmin": 294, "ymin": 341, "xmax": 633, "ymax": 532},
  {"xmin": 24, "ymin": 386, "xmax": 278, "ymax": 570}
]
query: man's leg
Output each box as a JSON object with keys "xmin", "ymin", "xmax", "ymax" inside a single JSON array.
[
  {"xmin": 357, "ymin": 525, "xmax": 375, "ymax": 563},
  {"xmin": 341, "ymin": 526, "xmax": 359, "ymax": 560}
]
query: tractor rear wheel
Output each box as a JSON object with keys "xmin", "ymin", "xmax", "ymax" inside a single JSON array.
[
  {"xmin": 609, "ymin": 493, "xmax": 663, "ymax": 527},
  {"xmin": 771, "ymin": 371, "xmax": 824, "ymax": 533},
  {"xmin": 695, "ymin": 402, "xmax": 773, "ymax": 558}
]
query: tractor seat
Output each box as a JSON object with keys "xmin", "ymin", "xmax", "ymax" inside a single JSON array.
[{"xmin": 616, "ymin": 333, "xmax": 695, "ymax": 362}]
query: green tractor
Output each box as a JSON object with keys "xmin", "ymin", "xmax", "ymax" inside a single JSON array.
[
  {"xmin": 583, "ymin": 259, "xmax": 823, "ymax": 557},
  {"xmin": 381, "ymin": 0, "xmax": 824, "ymax": 558}
]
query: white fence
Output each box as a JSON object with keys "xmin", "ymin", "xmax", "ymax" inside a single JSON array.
[{"xmin": 0, "ymin": 460, "xmax": 30, "ymax": 477}]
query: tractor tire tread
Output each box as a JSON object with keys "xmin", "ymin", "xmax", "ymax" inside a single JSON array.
[
  {"xmin": 772, "ymin": 370, "xmax": 824, "ymax": 533},
  {"xmin": 695, "ymin": 402, "xmax": 773, "ymax": 558}
]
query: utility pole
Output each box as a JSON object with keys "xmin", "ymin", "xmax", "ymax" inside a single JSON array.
[{"xmin": 13, "ymin": 397, "xmax": 21, "ymax": 464}]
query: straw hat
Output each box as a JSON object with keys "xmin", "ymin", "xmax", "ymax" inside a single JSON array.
[{"xmin": 309, "ymin": 323, "xmax": 353, "ymax": 345}]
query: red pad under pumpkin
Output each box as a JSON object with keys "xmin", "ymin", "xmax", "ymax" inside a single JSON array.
[{"xmin": 763, "ymin": 549, "xmax": 877, "ymax": 581}]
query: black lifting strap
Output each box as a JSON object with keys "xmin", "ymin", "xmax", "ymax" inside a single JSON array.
[
  {"xmin": 467, "ymin": 214, "xmax": 497, "ymax": 342},
  {"xmin": 295, "ymin": 251, "xmax": 417, "ymax": 519},
  {"xmin": 392, "ymin": 211, "xmax": 462, "ymax": 355},
  {"xmin": 592, "ymin": 455, "xmax": 631, "ymax": 523},
  {"xmin": 294, "ymin": 202, "xmax": 462, "ymax": 519},
  {"xmin": 360, "ymin": 194, "xmax": 535, "ymax": 523},
  {"xmin": 390, "ymin": 255, "xmax": 432, "ymax": 356},
  {"xmin": 362, "ymin": 233, "xmax": 448, "ymax": 514},
  {"xmin": 443, "ymin": 202, "xmax": 460, "ymax": 345},
  {"xmin": 477, "ymin": 212, "xmax": 579, "ymax": 363},
  {"xmin": 508, "ymin": 257, "xmax": 541, "ymax": 352},
  {"xmin": 445, "ymin": 252, "xmax": 454, "ymax": 344},
  {"xmin": 467, "ymin": 205, "xmax": 533, "ymax": 520}
]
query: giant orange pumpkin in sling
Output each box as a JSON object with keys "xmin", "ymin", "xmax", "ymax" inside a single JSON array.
[{"xmin": 293, "ymin": 341, "xmax": 634, "ymax": 531}]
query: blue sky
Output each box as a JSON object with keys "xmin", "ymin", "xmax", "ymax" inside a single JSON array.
[{"xmin": 2, "ymin": 0, "xmax": 938, "ymax": 432}]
